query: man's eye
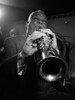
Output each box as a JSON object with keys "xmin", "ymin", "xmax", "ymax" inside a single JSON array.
[{"xmin": 38, "ymin": 21, "xmax": 43, "ymax": 24}]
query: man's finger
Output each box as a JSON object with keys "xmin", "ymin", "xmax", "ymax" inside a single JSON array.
[
  {"xmin": 40, "ymin": 29, "xmax": 55, "ymax": 36},
  {"xmin": 30, "ymin": 31, "xmax": 46, "ymax": 40},
  {"xmin": 40, "ymin": 29, "xmax": 53, "ymax": 33},
  {"xmin": 32, "ymin": 43, "xmax": 37, "ymax": 48}
]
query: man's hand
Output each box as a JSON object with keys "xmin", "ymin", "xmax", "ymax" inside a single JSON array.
[
  {"xmin": 23, "ymin": 31, "xmax": 47, "ymax": 56},
  {"xmin": 40, "ymin": 29, "xmax": 60, "ymax": 55},
  {"xmin": 23, "ymin": 29, "xmax": 59, "ymax": 56}
]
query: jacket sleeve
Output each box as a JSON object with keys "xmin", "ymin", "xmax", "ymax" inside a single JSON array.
[{"xmin": 17, "ymin": 51, "xmax": 28, "ymax": 75}]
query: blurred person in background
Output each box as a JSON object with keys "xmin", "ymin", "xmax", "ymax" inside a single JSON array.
[
  {"xmin": 1, "ymin": 26, "xmax": 27, "ymax": 61},
  {"xmin": 9, "ymin": 28, "xmax": 16, "ymax": 37}
]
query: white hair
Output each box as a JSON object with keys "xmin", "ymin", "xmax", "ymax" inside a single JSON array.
[
  {"xmin": 26, "ymin": 11, "xmax": 34, "ymax": 34},
  {"xmin": 28, "ymin": 10, "xmax": 43, "ymax": 24}
]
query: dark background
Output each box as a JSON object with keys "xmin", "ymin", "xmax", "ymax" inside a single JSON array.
[
  {"xmin": 0, "ymin": 0, "xmax": 75, "ymax": 26},
  {"xmin": 0, "ymin": 0, "xmax": 75, "ymax": 39}
]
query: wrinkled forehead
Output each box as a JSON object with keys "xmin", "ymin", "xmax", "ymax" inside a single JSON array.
[
  {"xmin": 31, "ymin": 14, "xmax": 47, "ymax": 22},
  {"xmin": 28, "ymin": 10, "xmax": 47, "ymax": 23},
  {"xmin": 32, "ymin": 12, "xmax": 47, "ymax": 22}
]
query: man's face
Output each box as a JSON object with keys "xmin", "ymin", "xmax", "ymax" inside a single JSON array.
[
  {"xmin": 31, "ymin": 18, "xmax": 47, "ymax": 30},
  {"xmin": 28, "ymin": 18, "xmax": 47, "ymax": 35}
]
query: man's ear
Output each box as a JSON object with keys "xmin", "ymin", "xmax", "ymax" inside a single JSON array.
[
  {"xmin": 26, "ymin": 21, "xmax": 29, "ymax": 28},
  {"xmin": 26, "ymin": 21, "xmax": 29, "ymax": 35}
]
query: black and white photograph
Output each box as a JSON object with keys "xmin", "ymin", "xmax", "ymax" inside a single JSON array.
[{"xmin": 0, "ymin": 0, "xmax": 75, "ymax": 100}]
